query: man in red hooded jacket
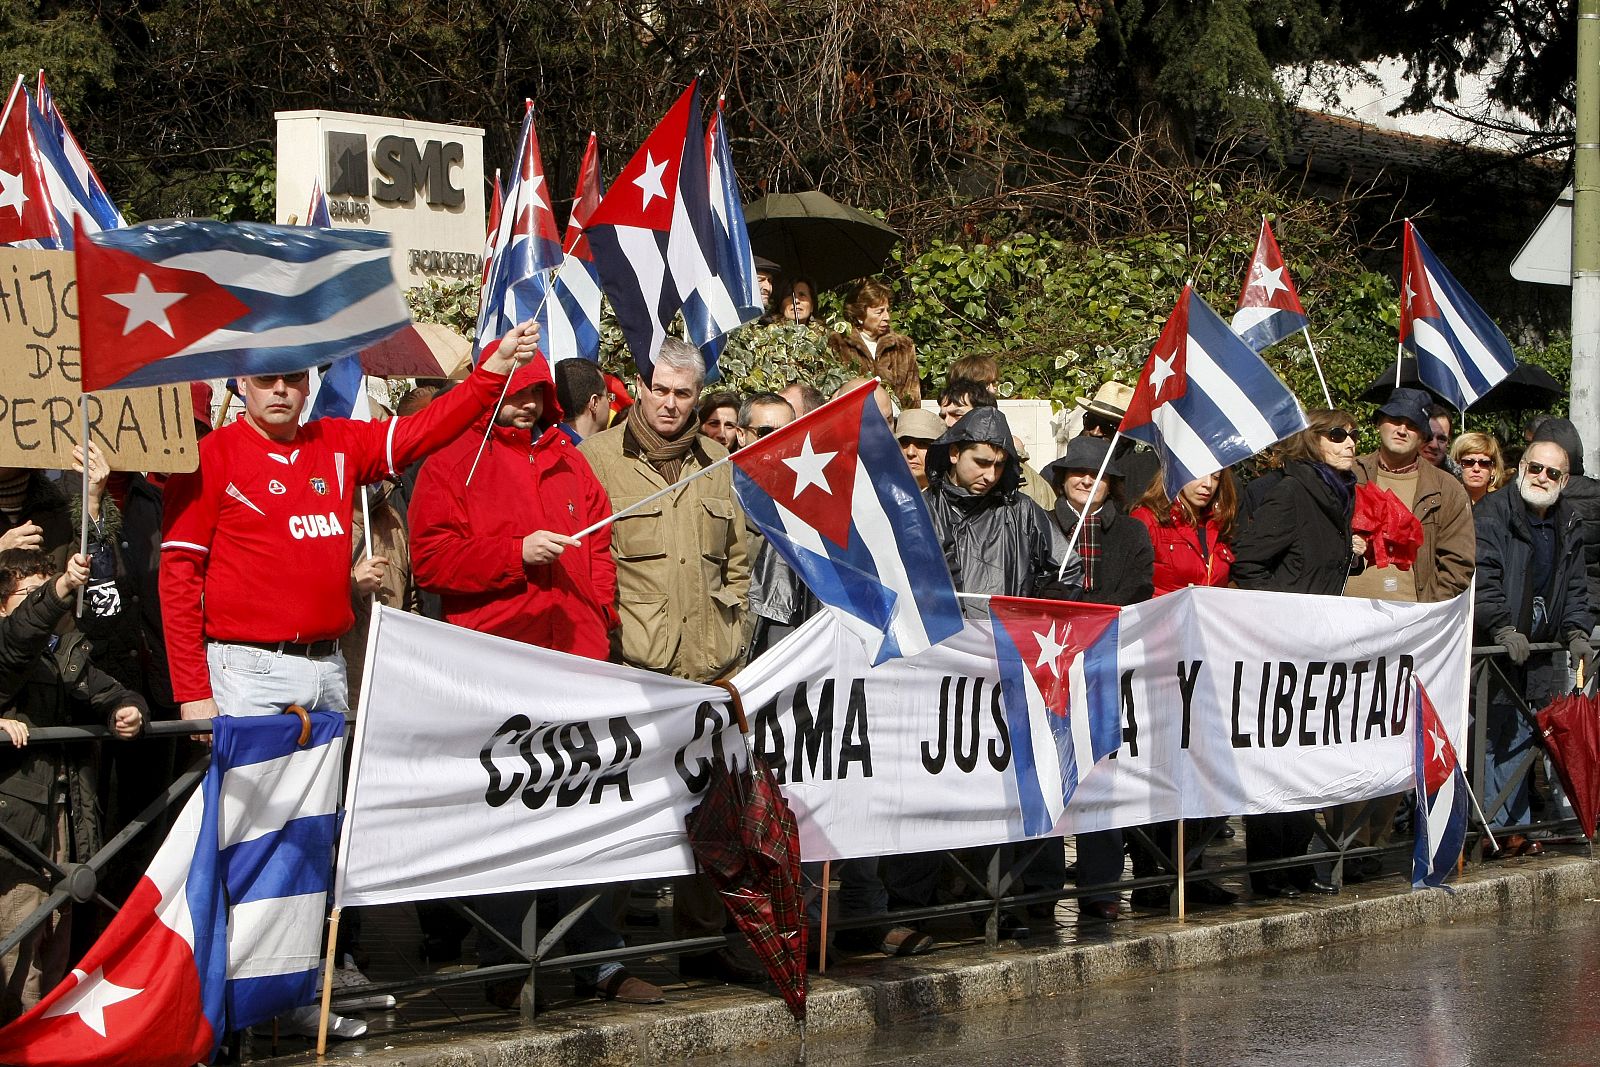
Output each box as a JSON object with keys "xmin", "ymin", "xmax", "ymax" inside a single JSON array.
[{"xmin": 408, "ymin": 356, "xmax": 663, "ymax": 1007}]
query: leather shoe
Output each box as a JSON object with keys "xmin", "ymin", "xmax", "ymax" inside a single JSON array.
[
  {"xmin": 1078, "ymin": 900, "xmax": 1120, "ymax": 923},
  {"xmin": 996, "ymin": 913, "xmax": 1031, "ymax": 940},
  {"xmin": 577, "ymin": 969, "xmax": 666, "ymax": 1004},
  {"xmin": 1305, "ymin": 880, "xmax": 1339, "ymax": 895},
  {"xmin": 1187, "ymin": 880, "xmax": 1239, "ymax": 906},
  {"xmin": 679, "ymin": 949, "xmax": 766, "ymax": 986},
  {"xmin": 1130, "ymin": 886, "xmax": 1170, "ymax": 911},
  {"xmin": 1257, "ymin": 884, "xmax": 1300, "ymax": 899}
]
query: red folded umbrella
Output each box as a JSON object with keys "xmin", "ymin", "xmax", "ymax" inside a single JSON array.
[
  {"xmin": 1537, "ymin": 687, "xmax": 1600, "ymax": 841},
  {"xmin": 1353, "ymin": 482, "xmax": 1424, "ymax": 570}
]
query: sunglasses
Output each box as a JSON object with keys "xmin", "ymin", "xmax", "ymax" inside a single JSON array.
[
  {"xmin": 248, "ymin": 371, "xmax": 309, "ymax": 387},
  {"xmin": 743, "ymin": 425, "xmax": 782, "ymax": 438},
  {"xmin": 1459, "ymin": 457, "xmax": 1495, "ymax": 470},
  {"xmin": 1317, "ymin": 427, "xmax": 1356, "ymax": 443},
  {"xmin": 1524, "ymin": 460, "xmax": 1566, "ymax": 481}
]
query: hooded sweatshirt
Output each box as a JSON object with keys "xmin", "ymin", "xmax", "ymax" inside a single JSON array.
[{"xmin": 409, "ymin": 358, "xmax": 618, "ymax": 659}]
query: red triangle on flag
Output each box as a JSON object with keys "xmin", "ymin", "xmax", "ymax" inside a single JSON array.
[
  {"xmin": 75, "ymin": 221, "xmax": 252, "ymax": 391},
  {"xmin": 730, "ymin": 381, "xmax": 867, "ymax": 549},
  {"xmin": 1237, "ymin": 218, "xmax": 1306, "ymax": 315},
  {"xmin": 1399, "ymin": 221, "xmax": 1441, "ymax": 342},
  {"xmin": 1120, "ymin": 286, "xmax": 1191, "ymax": 431},
  {"xmin": 0, "ymin": 77, "xmax": 60, "ymax": 246},
  {"xmin": 586, "ymin": 83, "xmax": 695, "ymax": 234},
  {"xmin": 1417, "ymin": 682, "xmax": 1458, "ymax": 793},
  {"xmin": 990, "ymin": 597, "xmax": 1119, "ymax": 716},
  {"xmin": 517, "ymin": 104, "xmax": 563, "ymax": 248},
  {"xmin": 565, "ymin": 132, "xmax": 604, "ymax": 263}
]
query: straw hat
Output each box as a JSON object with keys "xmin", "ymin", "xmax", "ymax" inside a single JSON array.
[{"xmin": 1074, "ymin": 381, "xmax": 1135, "ymax": 423}]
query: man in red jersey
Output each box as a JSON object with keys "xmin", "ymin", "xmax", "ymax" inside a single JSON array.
[{"xmin": 160, "ymin": 321, "xmax": 542, "ymax": 723}]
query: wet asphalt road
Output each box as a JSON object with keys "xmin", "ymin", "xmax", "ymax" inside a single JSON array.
[{"xmin": 706, "ymin": 899, "xmax": 1600, "ymax": 1067}]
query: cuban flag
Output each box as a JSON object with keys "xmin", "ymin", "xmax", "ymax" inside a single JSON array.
[
  {"xmin": 692, "ymin": 99, "xmax": 763, "ymax": 369},
  {"xmin": 989, "ymin": 597, "xmax": 1121, "ymax": 836},
  {"xmin": 74, "ymin": 217, "xmax": 411, "ymax": 392},
  {"xmin": 546, "ymin": 131, "xmax": 605, "ymax": 364},
  {"xmin": 587, "ymin": 81, "xmax": 747, "ymax": 377},
  {"xmin": 35, "ymin": 71, "xmax": 125, "ymax": 234},
  {"xmin": 473, "ymin": 102, "xmax": 564, "ymax": 358},
  {"xmin": 1231, "ymin": 218, "xmax": 1308, "ymax": 353},
  {"xmin": 0, "ymin": 713, "xmax": 345, "ymax": 1066},
  {"xmin": 1412, "ymin": 680, "xmax": 1468, "ymax": 890},
  {"xmin": 294, "ymin": 180, "xmax": 369, "ymax": 421},
  {"xmin": 1401, "ymin": 220, "xmax": 1518, "ymax": 411},
  {"xmin": 0, "ymin": 76, "xmax": 64, "ymax": 248},
  {"xmin": 1121, "ymin": 285, "xmax": 1307, "ymax": 500},
  {"xmin": 480, "ymin": 168, "xmax": 502, "ymax": 288},
  {"xmin": 730, "ymin": 379, "xmax": 963, "ymax": 664},
  {"xmin": 304, "ymin": 178, "xmax": 333, "ymax": 227}
]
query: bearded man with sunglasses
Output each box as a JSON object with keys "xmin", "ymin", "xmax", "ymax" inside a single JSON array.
[
  {"xmin": 159, "ymin": 321, "xmax": 544, "ymax": 725},
  {"xmin": 1473, "ymin": 439, "xmax": 1594, "ymax": 834}
]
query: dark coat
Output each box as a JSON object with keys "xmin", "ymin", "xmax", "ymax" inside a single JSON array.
[
  {"xmin": 0, "ymin": 582, "xmax": 146, "ymax": 875},
  {"xmin": 1232, "ymin": 461, "xmax": 1363, "ymax": 596},
  {"xmin": 1554, "ymin": 473, "xmax": 1600, "ymax": 609},
  {"xmin": 1473, "ymin": 485, "xmax": 1594, "ymax": 642},
  {"xmin": 1044, "ymin": 499, "xmax": 1153, "ymax": 607}
]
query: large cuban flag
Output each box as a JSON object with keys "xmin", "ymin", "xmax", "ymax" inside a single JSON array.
[
  {"xmin": 1231, "ymin": 218, "xmax": 1308, "ymax": 353},
  {"xmin": 692, "ymin": 99, "xmax": 763, "ymax": 369},
  {"xmin": 1401, "ymin": 220, "xmax": 1517, "ymax": 411},
  {"xmin": 36, "ymin": 71, "xmax": 125, "ymax": 235},
  {"xmin": 473, "ymin": 103, "xmax": 564, "ymax": 359},
  {"xmin": 0, "ymin": 712, "xmax": 345, "ymax": 1066},
  {"xmin": 1121, "ymin": 285, "xmax": 1307, "ymax": 500},
  {"xmin": 730, "ymin": 379, "xmax": 963, "ymax": 664},
  {"xmin": 988, "ymin": 597, "xmax": 1122, "ymax": 837},
  {"xmin": 1412, "ymin": 680, "xmax": 1468, "ymax": 890},
  {"xmin": 74, "ymin": 217, "xmax": 411, "ymax": 392},
  {"xmin": 546, "ymin": 131, "xmax": 605, "ymax": 364},
  {"xmin": 0, "ymin": 76, "xmax": 64, "ymax": 247}
]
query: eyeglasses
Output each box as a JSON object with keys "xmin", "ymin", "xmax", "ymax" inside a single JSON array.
[
  {"xmin": 1317, "ymin": 427, "xmax": 1355, "ymax": 443},
  {"xmin": 1459, "ymin": 457, "xmax": 1495, "ymax": 470},
  {"xmin": 248, "ymin": 371, "xmax": 309, "ymax": 387},
  {"xmin": 744, "ymin": 425, "xmax": 781, "ymax": 438},
  {"xmin": 1524, "ymin": 460, "xmax": 1567, "ymax": 481}
]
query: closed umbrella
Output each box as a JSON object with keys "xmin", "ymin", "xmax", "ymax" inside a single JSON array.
[
  {"xmin": 744, "ymin": 191, "xmax": 900, "ymax": 292},
  {"xmin": 359, "ymin": 322, "xmax": 473, "ymax": 379},
  {"xmin": 1536, "ymin": 680, "xmax": 1600, "ymax": 843}
]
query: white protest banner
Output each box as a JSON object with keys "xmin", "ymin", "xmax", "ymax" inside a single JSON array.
[
  {"xmin": 0, "ymin": 246, "xmax": 197, "ymax": 472},
  {"xmin": 730, "ymin": 586, "xmax": 1471, "ymax": 862},
  {"xmin": 334, "ymin": 607, "xmax": 745, "ymax": 907}
]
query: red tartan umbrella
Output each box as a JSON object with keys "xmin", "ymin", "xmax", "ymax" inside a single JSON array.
[
  {"xmin": 1537, "ymin": 687, "xmax": 1600, "ymax": 841},
  {"xmin": 684, "ymin": 684, "xmax": 807, "ymax": 1022}
]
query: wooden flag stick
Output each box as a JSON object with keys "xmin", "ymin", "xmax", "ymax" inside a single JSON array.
[
  {"xmin": 315, "ymin": 908, "xmax": 342, "ymax": 1057},
  {"xmin": 1175, "ymin": 819, "xmax": 1187, "ymax": 924},
  {"xmin": 817, "ymin": 859, "xmax": 831, "ymax": 974},
  {"xmin": 75, "ymin": 396, "xmax": 89, "ymax": 617}
]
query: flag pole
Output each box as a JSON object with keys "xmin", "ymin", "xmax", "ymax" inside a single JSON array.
[
  {"xmin": 1056, "ymin": 430, "xmax": 1120, "ymax": 580},
  {"xmin": 1299, "ymin": 328, "xmax": 1333, "ymax": 408},
  {"xmin": 1175, "ymin": 819, "xmax": 1187, "ymax": 923},
  {"xmin": 569, "ymin": 454, "xmax": 735, "ymax": 540},
  {"xmin": 817, "ymin": 859, "xmax": 831, "ymax": 974},
  {"xmin": 75, "ymin": 396, "xmax": 89, "ymax": 616},
  {"xmin": 1394, "ymin": 343, "xmax": 1404, "ymax": 389},
  {"xmin": 315, "ymin": 907, "xmax": 342, "ymax": 1056},
  {"xmin": 1460, "ymin": 775, "xmax": 1501, "ymax": 856}
]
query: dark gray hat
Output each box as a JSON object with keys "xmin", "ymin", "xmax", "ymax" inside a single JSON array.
[
  {"xmin": 753, "ymin": 254, "xmax": 782, "ymax": 275},
  {"xmin": 1374, "ymin": 387, "xmax": 1433, "ymax": 433},
  {"xmin": 1042, "ymin": 433, "xmax": 1122, "ymax": 485}
]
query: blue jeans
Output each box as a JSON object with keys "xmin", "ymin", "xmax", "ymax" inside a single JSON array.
[
  {"xmin": 206, "ymin": 642, "xmax": 350, "ymax": 716},
  {"xmin": 1484, "ymin": 651, "xmax": 1565, "ymax": 829}
]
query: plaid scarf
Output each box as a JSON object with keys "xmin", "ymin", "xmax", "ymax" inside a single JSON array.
[
  {"xmin": 1079, "ymin": 510, "xmax": 1103, "ymax": 591},
  {"xmin": 624, "ymin": 404, "xmax": 699, "ymax": 483}
]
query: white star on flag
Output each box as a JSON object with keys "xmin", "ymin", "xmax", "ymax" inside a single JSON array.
[
  {"xmin": 526, "ymin": 173, "xmax": 549, "ymax": 213},
  {"xmin": 782, "ymin": 433, "xmax": 838, "ymax": 496},
  {"xmin": 1429, "ymin": 724, "xmax": 1448, "ymax": 765},
  {"xmin": 1033, "ymin": 622, "xmax": 1072, "ymax": 677},
  {"xmin": 1251, "ymin": 262, "xmax": 1288, "ymax": 300},
  {"xmin": 1147, "ymin": 352, "xmax": 1177, "ymax": 399},
  {"xmin": 42, "ymin": 968, "xmax": 142, "ymax": 1037},
  {"xmin": 633, "ymin": 152, "xmax": 668, "ymax": 209},
  {"xmin": 0, "ymin": 166, "xmax": 25, "ymax": 215},
  {"xmin": 106, "ymin": 274, "xmax": 185, "ymax": 337}
]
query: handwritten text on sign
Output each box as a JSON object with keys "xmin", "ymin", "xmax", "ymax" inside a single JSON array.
[{"xmin": 0, "ymin": 247, "xmax": 196, "ymax": 473}]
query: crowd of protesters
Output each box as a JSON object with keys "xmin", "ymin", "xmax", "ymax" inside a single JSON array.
[{"xmin": 0, "ymin": 268, "xmax": 1595, "ymax": 1034}]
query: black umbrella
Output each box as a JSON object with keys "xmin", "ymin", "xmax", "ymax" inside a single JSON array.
[
  {"xmin": 744, "ymin": 191, "xmax": 900, "ymax": 292},
  {"xmin": 1356, "ymin": 357, "xmax": 1564, "ymax": 413}
]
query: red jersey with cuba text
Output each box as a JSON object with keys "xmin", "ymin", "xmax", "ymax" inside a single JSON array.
[{"xmin": 160, "ymin": 363, "xmax": 512, "ymax": 702}]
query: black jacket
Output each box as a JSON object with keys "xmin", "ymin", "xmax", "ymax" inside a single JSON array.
[
  {"xmin": 1232, "ymin": 461, "xmax": 1363, "ymax": 596},
  {"xmin": 1043, "ymin": 499, "xmax": 1153, "ymax": 607},
  {"xmin": 1473, "ymin": 485, "xmax": 1593, "ymax": 642},
  {"xmin": 924, "ymin": 409, "xmax": 1066, "ymax": 616},
  {"xmin": 1554, "ymin": 474, "xmax": 1600, "ymax": 610},
  {"xmin": 0, "ymin": 583, "xmax": 146, "ymax": 875}
]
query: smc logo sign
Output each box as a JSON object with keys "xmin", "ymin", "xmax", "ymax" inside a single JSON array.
[{"xmin": 327, "ymin": 131, "xmax": 465, "ymax": 208}]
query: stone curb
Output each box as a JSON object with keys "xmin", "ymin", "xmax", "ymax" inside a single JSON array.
[{"xmin": 298, "ymin": 856, "xmax": 1599, "ymax": 1066}]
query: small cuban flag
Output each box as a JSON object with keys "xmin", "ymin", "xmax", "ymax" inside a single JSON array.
[
  {"xmin": 730, "ymin": 379, "xmax": 963, "ymax": 664},
  {"xmin": 0, "ymin": 712, "xmax": 346, "ymax": 1066},
  {"xmin": 1231, "ymin": 218, "xmax": 1308, "ymax": 354},
  {"xmin": 1400, "ymin": 220, "xmax": 1518, "ymax": 412},
  {"xmin": 988, "ymin": 596, "xmax": 1122, "ymax": 837},
  {"xmin": 1412, "ymin": 679, "xmax": 1469, "ymax": 890},
  {"xmin": 1121, "ymin": 285, "xmax": 1307, "ymax": 501}
]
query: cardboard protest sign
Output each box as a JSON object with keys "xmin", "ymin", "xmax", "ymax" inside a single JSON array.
[{"xmin": 0, "ymin": 246, "xmax": 197, "ymax": 473}]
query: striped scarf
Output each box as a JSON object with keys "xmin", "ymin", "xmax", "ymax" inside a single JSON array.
[{"xmin": 625, "ymin": 405, "xmax": 698, "ymax": 484}]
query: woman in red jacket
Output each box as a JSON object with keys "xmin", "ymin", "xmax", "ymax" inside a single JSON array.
[{"xmin": 1125, "ymin": 467, "xmax": 1240, "ymax": 909}]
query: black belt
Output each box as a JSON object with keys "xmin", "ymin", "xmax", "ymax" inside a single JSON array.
[{"xmin": 230, "ymin": 639, "xmax": 340, "ymax": 658}]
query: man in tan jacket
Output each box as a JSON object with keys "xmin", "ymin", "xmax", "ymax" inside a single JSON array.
[{"xmin": 579, "ymin": 337, "xmax": 758, "ymax": 984}]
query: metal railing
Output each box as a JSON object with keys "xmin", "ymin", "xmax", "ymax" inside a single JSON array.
[{"xmin": 0, "ymin": 643, "xmax": 1583, "ymax": 1035}]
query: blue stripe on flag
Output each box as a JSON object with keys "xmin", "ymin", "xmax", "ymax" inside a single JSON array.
[
  {"xmin": 551, "ymin": 262, "xmax": 602, "ymax": 363},
  {"xmin": 1080, "ymin": 622, "xmax": 1122, "ymax": 763},
  {"xmin": 222, "ymin": 812, "xmax": 338, "ymax": 905},
  {"xmin": 228, "ymin": 970, "xmax": 319, "ymax": 1031},
  {"xmin": 1235, "ymin": 308, "xmax": 1308, "ymax": 354},
  {"xmin": 109, "ymin": 327, "xmax": 408, "ymax": 391},
  {"xmin": 218, "ymin": 711, "xmax": 345, "ymax": 770},
  {"xmin": 187, "ymin": 726, "xmax": 230, "ymax": 1056},
  {"xmin": 991, "ymin": 619, "xmax": 1054, "ymax": 837},
  {"xmin": 220, "ymin": 257, "xmax": 397, "ymax": 331},
  {"xmin": 94, "ymin": 219, "xmax": 391, "ymax": 262}
]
